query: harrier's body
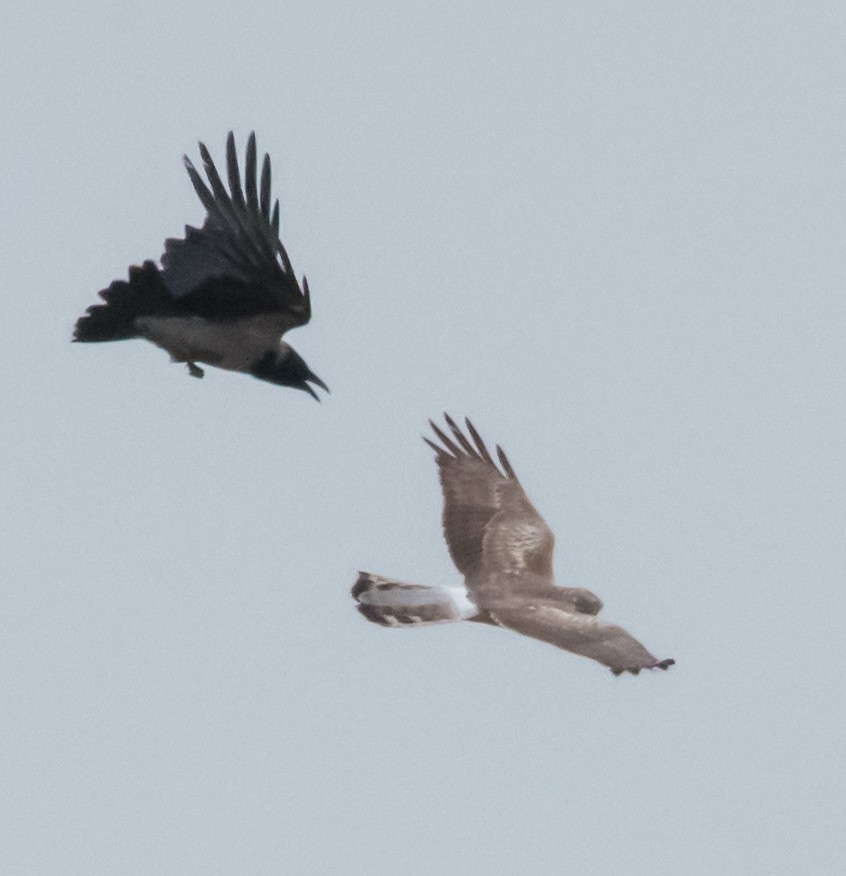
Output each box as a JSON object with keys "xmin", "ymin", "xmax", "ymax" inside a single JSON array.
[
  {"xmin": 353, "ymin": 416, "xmax": 674, "ymax": 676},
  {"xmin": 74, "ymin": 132, "xmax": 327, "ymax": 397}
]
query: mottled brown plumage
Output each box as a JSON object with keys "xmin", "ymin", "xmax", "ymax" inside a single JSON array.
[{"xmin": 354, "ymin": 415, "xmax": 674, "ymax": 676}]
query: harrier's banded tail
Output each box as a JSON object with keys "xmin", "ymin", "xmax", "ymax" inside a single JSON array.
[{"xmin": 352, "ymin": 572, "xmax": 479, "ymax": 627}]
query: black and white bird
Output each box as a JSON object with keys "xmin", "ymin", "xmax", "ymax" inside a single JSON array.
[
  {"xmin": 74, "ymin": 132, "xmax": 327, "ymax": 398},
  {"xmin": 353, "ymin": 415, "xmax": 675, "ymax": 676}
]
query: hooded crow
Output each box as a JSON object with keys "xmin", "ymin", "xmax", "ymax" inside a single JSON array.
[{"xmin": 74, "ymin": 132, "xmax": 327, "ymax": 398}]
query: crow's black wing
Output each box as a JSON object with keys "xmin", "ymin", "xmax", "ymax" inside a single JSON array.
[{"xmin": 160, "ymin": 132, "xmax": 311, "ymax": 334}]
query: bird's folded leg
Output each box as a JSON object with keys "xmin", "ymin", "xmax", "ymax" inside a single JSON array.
[{"xmin": 187, "ymin": 362, "xmax": 204, "ymax": 378}]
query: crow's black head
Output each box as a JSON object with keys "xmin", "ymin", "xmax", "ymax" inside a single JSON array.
[{"xmin": 250, "ymin": 344, "xmax": 328, "ymax": 400}]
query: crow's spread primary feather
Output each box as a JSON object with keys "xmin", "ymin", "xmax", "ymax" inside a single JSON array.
[
  {"xmin": 353, "ymin": 416, "xmax": 674, "ymax": 676},
  {"xmin": 74, "ymin": 132, "xmax": 327, "ymax": 398}
]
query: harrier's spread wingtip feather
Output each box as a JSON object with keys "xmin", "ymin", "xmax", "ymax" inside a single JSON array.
[
  {"xmin": 423, "ymin": 436, "xmax": 443, "ymax": 456},
  {"xmin": 429, "ymin": 421, "xmax": 463, "ymax": 458},
  {"xmin": 444, "ymin": 413, "xmax": 480, "ymax": 459},
  {"xmin": 496, "ymin": 445, "xmax": 518, "ymax": 481},
  {"xmin": 464, "ymin": 418, "xmax": 496, "ymax": 466}
]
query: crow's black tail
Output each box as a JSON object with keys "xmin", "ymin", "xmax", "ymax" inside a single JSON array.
[{"xmin": 74, "ymin": 261, "xmax": 173, "ymax": 342}]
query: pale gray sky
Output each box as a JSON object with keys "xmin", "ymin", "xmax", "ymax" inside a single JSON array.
[{"xmin": 2, "ymin": 2, "xmax": 845, "ymax": 874}]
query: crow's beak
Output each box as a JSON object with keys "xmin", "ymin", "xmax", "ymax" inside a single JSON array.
[{"xmin": 304, "ymin": 371, "xmax": 329, "ymax": 400}]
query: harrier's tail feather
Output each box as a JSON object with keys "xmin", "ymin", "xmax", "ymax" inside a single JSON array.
[{"xmin": 352, "ymin": 572, "xmax": 478, "ymax": 627}]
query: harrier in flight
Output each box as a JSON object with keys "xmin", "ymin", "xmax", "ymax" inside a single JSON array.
[
  {"xmin": 353, "ymin": 415, "xmax": 674, "ymax": 676},
  {"xmin": 74, "ymin": 132, "xmax": 327, "ymax": 398}
]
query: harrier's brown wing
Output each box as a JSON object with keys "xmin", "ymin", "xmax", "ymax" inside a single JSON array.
[
  {"xmin": 490, "ymin": 604, "xmax": 675, "ymax": 675},
  {"xmin": 424, "ymin": 415, "xmax": 555, "ymax": 581}
]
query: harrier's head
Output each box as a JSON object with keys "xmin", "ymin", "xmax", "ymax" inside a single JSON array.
[{"xmin": 570, "ymin": 588, "xmax": 603, "ymax": 615}]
